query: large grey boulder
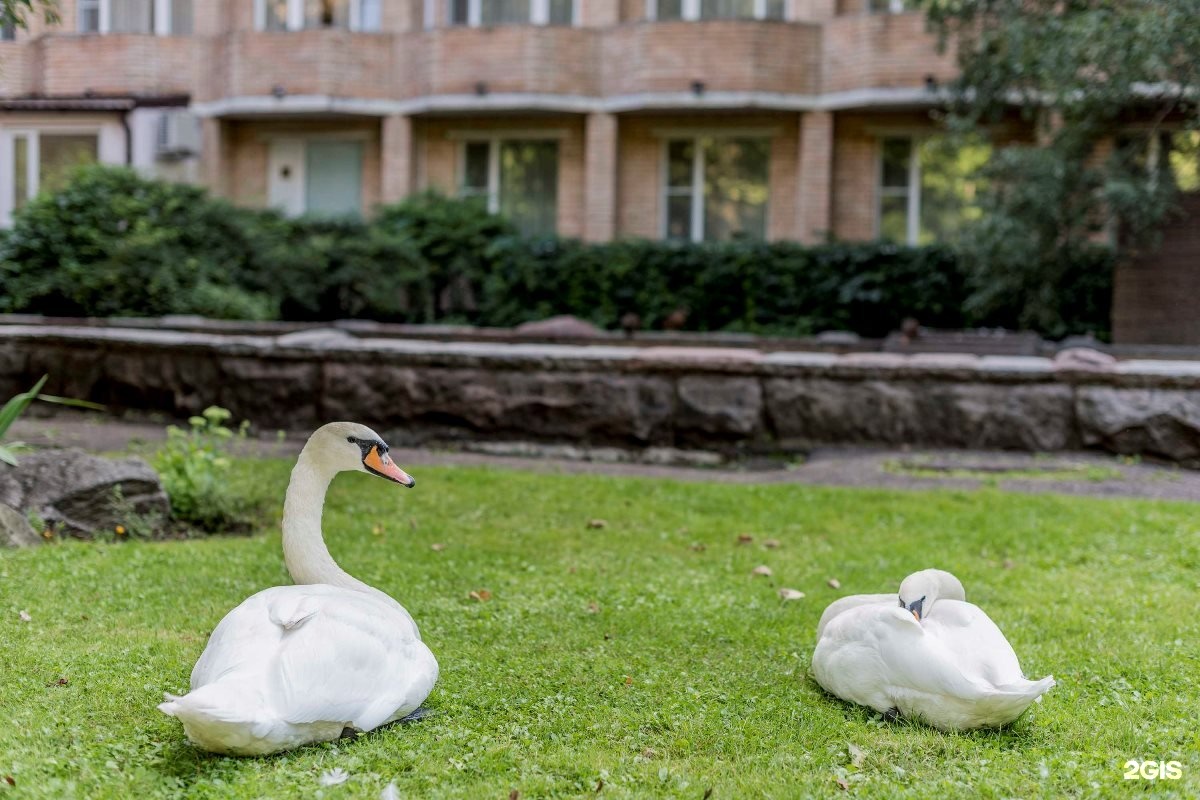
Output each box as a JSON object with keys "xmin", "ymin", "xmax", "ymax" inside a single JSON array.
[
  {"xmin": 676, "ymin": 376, "xmax": 764, "ymax": 440},
  {"xmin": 1076, "ymin": 388, "xmax": 1200, "ymax": 464},
  {"xmin": 0, "ymin": 502, "xmax": 40, "ymax": 547},
  {"xmin": 0, "ymin": 448, "xmax": 169, "ymax": 536}
]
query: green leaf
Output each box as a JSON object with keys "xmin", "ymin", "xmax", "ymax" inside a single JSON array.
[{"xmin": 0, "ymin": 374, "xmax": 49, "ymax": 440}]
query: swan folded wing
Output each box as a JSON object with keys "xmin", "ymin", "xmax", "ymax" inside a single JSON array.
[
  {"xmin": 190, "ymin": 591, "xmax": 286, "ymax": 688},
  {"xmin": 268, "ymin": 591, "xmax": 433, "ymax": 731},
  {"xmin": 815, "ymin": 593, "xmax": 896, "ymax": 642},
  {"xmin": 921, "ymin": 600, "xmax": 1025, "ymax": 686},
  {"xmin": 872, "ymin": 608, "xmax": 996, "ymax": 701}
]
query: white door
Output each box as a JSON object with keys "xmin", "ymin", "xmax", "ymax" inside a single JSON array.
[{"xmin": 267, "ymin": 138, "xmax": 306, "ymax": 216}]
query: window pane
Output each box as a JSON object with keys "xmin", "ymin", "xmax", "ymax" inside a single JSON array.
[
  {"xmin": 765, "ymin": 0, "xmax": 785, "ymax": 18},
  {"xmin": 656, "ymin": 0, "xmax": 683, "ymax": 20},
  {"xmin": 879, "ymin": 194, "xmax": 908, "ymax": 243},
  {"xmin": 667, "ymin": 140, "xmax": 693, "ymax": 188},
  {"xmin": 305, "ymin": 140, "xmax": 363, "ymax": 216},
  {"xmin": 306, "ymin": 0, "xmax": 350, "ymax": 28},
  {"xmin": 79, "ymin": 0, "xmax": 101, "ymax": 31},
  {"xmin": 482, "ymin": 0, "xmax": 530, "ymax": 25},
  {"xmin": 1169, "ymin": 131, "xmax": 1200, "ymax": 193},
  {"xmin": 869, "ymin": 0, "xmax": 906, "ymax": 12},
  {"xmin": 548, "ymin": 0, "xmax": 573, "ymax": 24},
  {"xmin": 917, "ymin": 135, "xmax": 991, "ymax": 245},
  {"xmin": 12, "ymin": 135, "xmax": 27, "ymax": 211},
  {"xmin": 703, "ymin": 137, "xmax": 768, "ymax": 241},
  {"xmin": 462, "ymin": 141, "xmax": 490, "ymax": 192},
  {"xmin": 1, "ymin": 21, "xmax": 16, "ymax": 40},
  {"xmin": 700, "ymin": 0, "xmax": 755, "ymax": 19},
  {"xmin": 263, "ymin": 0, "xmax": 288, "ymax": 29},
  {"xmin": 109, "ymin": 0, "xmax": 154, "ymax": 33},
  {"xmin": 499, "ymin": 140, "xmax": 557, "ymax": 236},
  {"xmin": 666, "ymin": 195, "xmax": 692, "ymax": 241},
  {"xmin": 39, "ymin": 134, "xmax": 99, "ymax": 195},
  {"xmin": 170, "ymin": 0, "xmax": 193, "ymax": 33},
  {"xmin": 881, "ymin": 137, "xmax": 911, "ymax": 188},
  {"xmin": 359, "ymin": 0, "xmax": 382, "ymax": 30},
  {"xmin": 450, "ymin": 0, "xmax": 469, "ymax": 24}
]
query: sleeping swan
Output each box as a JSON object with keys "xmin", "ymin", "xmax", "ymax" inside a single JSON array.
[
  {"xmin": 158, "ymin": 422, "xmax": 438, "ymax": 755},
  {"xmin": 811, "ymin": 569, "xmax": 1053, "ymax": 731}
]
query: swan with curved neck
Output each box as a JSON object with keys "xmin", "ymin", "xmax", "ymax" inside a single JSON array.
[
  {"xmin": 159, "ymin": 422, "xmax": 438, "ymax": 756},
  {"xmin": 812, "ymin": 568, "xmax": 1053, "ymax": 731}
]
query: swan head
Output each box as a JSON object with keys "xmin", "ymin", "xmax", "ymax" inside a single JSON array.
[
  {"xmin": 304, "ymin": 421, "xmax": 415, "ymax": 488},
  {"xmin": 897, "ymin": 569, "xmax": 965, "ymax": 621}
]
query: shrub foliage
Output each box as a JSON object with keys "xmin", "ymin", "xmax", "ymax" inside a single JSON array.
[{"xmin": 0, "ymin": 167, "xmax": 1113, "ymax": 339}]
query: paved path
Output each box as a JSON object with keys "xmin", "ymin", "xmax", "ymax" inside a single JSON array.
[{"xmin": 11, "ymin": 411, "xmax": 1200, "ymax": 503}]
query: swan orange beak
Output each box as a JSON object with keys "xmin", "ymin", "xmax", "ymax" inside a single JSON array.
[{"xmin": 363, "ymin": 446, "xmax": 415, "ymax": 488}]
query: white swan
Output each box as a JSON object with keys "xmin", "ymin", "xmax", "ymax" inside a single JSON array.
[
  {"xmin": 158, "ymin": 422, "xmax": 439, "ymax": 755},
  {"xmin": 811, "ymin": 569, "xmax": 1054, "ymax": 731}
]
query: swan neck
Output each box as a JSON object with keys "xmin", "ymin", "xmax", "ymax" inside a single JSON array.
[{"xmin": 281, "ymin": 451, "xmax": 378, "ymax": 598}]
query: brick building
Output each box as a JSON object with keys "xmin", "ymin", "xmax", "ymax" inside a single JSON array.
[{"xmin": 0, "ymin": 1, "xmax": 1194, "ymax": 342}]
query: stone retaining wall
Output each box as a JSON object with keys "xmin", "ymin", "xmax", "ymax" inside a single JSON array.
[{"xmin": 3, "ymin": 325, "xmax": 1200, "ymax": 465}]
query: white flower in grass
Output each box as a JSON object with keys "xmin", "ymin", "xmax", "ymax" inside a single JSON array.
[{"xmin": 319, "ymin": 768, "xmax": 350, "ymax": 787}]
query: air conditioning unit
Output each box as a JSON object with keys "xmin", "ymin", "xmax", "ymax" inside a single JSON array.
[{"xmin": 156, "ymin": 110, "xmax": 201, "ymax": 160}]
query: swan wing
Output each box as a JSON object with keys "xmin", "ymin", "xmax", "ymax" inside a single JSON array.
[
  {"xmin": 815, "ymin": 593, "xmax": 896, "ymax": 641},
  {"xmin": 922, "ymin": 599, "xmax": 1025, "ymax": 686},
  {"xmin": 813, "ymin": 605, "xmax": 990, "ymax": 713},
  {"xmin": 269, "ymin": 588, "xmax": 438, "ymax": 731}
]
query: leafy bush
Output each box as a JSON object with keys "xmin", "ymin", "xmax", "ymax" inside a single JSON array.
[
  {"xmin": 480, "ymin": 237, "xmax": 969, "ymax": 337},
  {"xmin": 375, "ymin": 191, "xmax": 518, "ymax": 322},
  {"xmin": 0, "ymin": 169, "xmax": 1113, "ymax": 339},
  {"xmin": 0, "ymin": 166, "xmax": 276, "ymax": 319},
  {"xmin": 152, "ymin": 406, "xmax": 260, "ymax": 533}
]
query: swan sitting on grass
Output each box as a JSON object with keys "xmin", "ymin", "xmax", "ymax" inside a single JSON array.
[
  {"xmin": 812, "ymin": 569, "xmax": 1054, "ymax": 731},
  {"xmin": 159, "ymin": 422, "xmax": 438, "ymax": 755}
]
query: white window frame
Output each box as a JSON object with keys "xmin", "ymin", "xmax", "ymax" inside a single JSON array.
[
  {"xmin": 454, "ymin": 131, "xmax": 564, "ymax": 215},
  {"xmin": 647, "ymin": 0, "xmax": 786, "ymax": 21},
  {"xmin": 77, "ymin": 0, "xmax": 189, "ymax": 34},
  {"xmin": 255, "ymin": 0, "xmax": 382, "ymax": 32},
  {"xmin": 878, "ymin": 136, "xmax": 921, "ymax": 245},
  {"xmin": 450, "ymin": 0, "xmax": 579, "ymax": 27},
  {"xmin": 1, "ymin": 127, "xmax": 104, "ymax": 225},
  {"xmin": 659, "ymin": 132, "xmax": 773, "ymax": 243}
]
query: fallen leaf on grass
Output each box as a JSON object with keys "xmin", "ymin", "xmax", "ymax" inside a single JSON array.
[
  {"xmin": 468, "ymin": 589, "xmax": 492, "ymax": 602},
  {"xmin": 836, "ymin": 777, "xmax": 850, "ymax": 790},
  {"xmin": 624, "ymin": 675, "xmax": 633, "ymax": 686},
  {"xmin": 430, "ymin": 543, "xmax": 446, "ymax": 551},
  {"xmin": 17, "ymin": 610, "xmax": 31, "ymax": 622},
  {"xmin": 736, "ymin": 533, "xmax": 754, "ymax": 544},
  {"xmin": 319, "ymin": 768, "xmax": 349, "ymax": 787},
  {"xmin": 509, "ymin": 790, "xmax": 520, "ymax": 800},
  {"xmin": 751, "ymin": 565, "xmax": 773, "ymax": 577},
  {"xmin": 46, "ymin": 677, "xmax": 69, "ymax": 687},
  {"xmin": 827, "ymin": 578, "xmax": 842, "ymax": 589},
  {"xmin": 640, "ymin": 747, "xmax": 658, "ymax": 760},
  {"xmin": 848, "ymin": 743, "xmax": 866, "ymax": 767},
  {"xmin": 702, "ymin": 789, "xmax": 713, "ymax": 800},
  {"xmin": 690, "ymin": 543, "xmax": 707, "ymax": 552},
  {"xmin": 587, "ymin": 519, "xmax": 608, "ymax": 529},
  {"xmin": 1003, "ymin": 558, "xmax": 1015, "ymax": 569},
  {"xmin": 587, "ymin": 602, "xmax": 600, "ymax": 614},
  {"xmin": 4, "ymin": 776, "xmax": 14, "ymax": 786},
  {"xmin": 778, "ymin": 588, "xmax": 805, "ymax": 601},
  {"xmin": 371, "ymin": 524, "xmax": 385, "ymax": 537},
  {"xmin": 595, "ymin": 778, "xmax": 605, "ymax": 793},
  {"xmin": 764, "ymin": 538, "xmax": 781, "ymax": 549}
]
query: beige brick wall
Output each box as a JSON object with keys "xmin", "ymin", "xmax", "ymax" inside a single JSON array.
[
  {"xmin": 414, "ymin": 115, "xmax": 587, "ymax": 238},
  {"xmin": 823, "ymin": 13, "xmax": 956, "ymax": 94}
]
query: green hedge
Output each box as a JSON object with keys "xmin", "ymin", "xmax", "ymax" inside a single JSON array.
[{"xmin": 0, "ymin": 167, "xmax": 1113, "ymax": 339}]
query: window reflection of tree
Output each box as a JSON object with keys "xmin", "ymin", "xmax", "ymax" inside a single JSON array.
[
  {"xmin": 703, "ymin": 138, "xmax": 769, "ymax": 241},
  {"xmin": 918, "ymin": 136, "xmax": 991, "ymax": 245},
  {"xmin": 498, "ymin": 141, "xmax": 558, "ymax": 237}
]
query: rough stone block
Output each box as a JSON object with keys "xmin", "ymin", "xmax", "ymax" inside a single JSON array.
[
  {"xmin": 676, "ymin": 376, "xmax": 763, "ymax": 439},
  {"xmin": 1076, "ymin": 387, "xmax": 1200, "ymax": 463}
]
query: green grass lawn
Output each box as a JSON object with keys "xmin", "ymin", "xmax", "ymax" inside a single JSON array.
[{"xmin": 2, "ymin": 460, "xmax": 1199, "ymax": 799}]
